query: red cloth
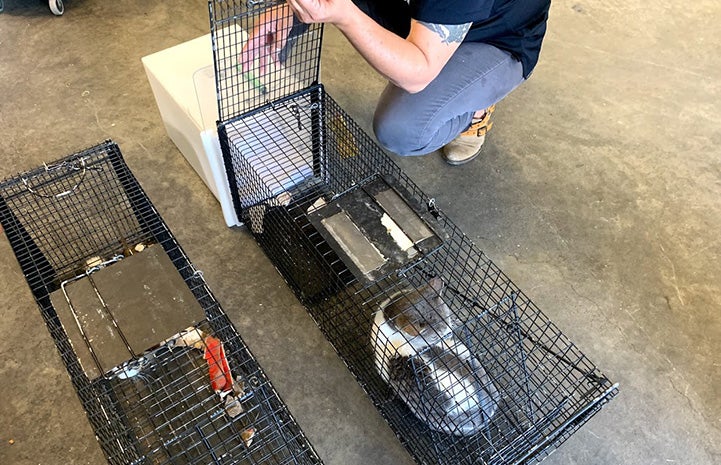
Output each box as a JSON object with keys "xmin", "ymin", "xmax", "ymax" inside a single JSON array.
[{"xmin": 204, "ymin": 336, "xmax": 233, "ymax": 393}]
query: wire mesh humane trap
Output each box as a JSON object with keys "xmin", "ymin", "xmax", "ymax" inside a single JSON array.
[
  {"xmin": 0, "ymin": 141, "xmax": 323, "ymax": 465},
  {"xmin": 209, "ymin": 2, "xmax": 618, "ymax": 464}
]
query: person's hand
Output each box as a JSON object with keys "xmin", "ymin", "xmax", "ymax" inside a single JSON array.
[
  {"xmin": 286, "ymin": 0, "xmax": 351, "ymax": 26},
  {"xmin": 239, "ymin": 4, "xmax": 294, "ymax": 75}
]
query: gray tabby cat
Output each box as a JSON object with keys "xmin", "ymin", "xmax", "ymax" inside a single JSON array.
[{"xmin": 371, "ymin": 277, "xmax": 499, "ymax": 436}]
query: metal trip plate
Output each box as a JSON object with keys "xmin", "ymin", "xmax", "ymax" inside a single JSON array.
[
  {"xmin": 50, "ymin": 245, "xmax": 206, "ymax": 379},
  {"xmin": 308, "ymin": 175, "xmax": 446, "ymax": 285}
]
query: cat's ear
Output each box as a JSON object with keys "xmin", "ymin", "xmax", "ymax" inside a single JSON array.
[{"xmin": 428, "ymin": 276, "xmax": 444, "ymax": 295}]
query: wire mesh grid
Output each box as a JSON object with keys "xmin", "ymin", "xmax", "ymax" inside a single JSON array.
[
  {"xmin": 0, "ymin": 141, "xmax": 323, "ymax": 465},
  {"xmin": 217, "ymin": 87, "xmax": 617, "ymax": 464},
  {"xmin": 209, "ymin": 0, "xmax": 323, "ymax": 122}
]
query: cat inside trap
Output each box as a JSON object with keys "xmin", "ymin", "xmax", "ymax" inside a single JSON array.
[{"xmin": 371, "ymin": 277, "xmax": 500, "ymax": 436}]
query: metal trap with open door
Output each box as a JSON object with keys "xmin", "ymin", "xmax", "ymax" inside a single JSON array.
[
  {"xmin": 0, "ymin": 141, "xmax": 323, "ymax": 465},
  {"xmin": 207, "ymin": 2, "xmax": 618, "ymax": 464}
]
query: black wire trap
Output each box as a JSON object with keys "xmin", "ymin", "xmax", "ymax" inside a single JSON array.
[
  {"xmin": 0, "ymin": 141, "xmax": 323, "ymax": 465},
  {"xmin": 209, "ymin": 2, "xmax": 618, "ymax": 465}
]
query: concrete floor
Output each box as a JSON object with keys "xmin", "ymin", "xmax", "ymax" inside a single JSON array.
[{"xmin": 1, "ymin": 0, "xmax": 719, "ymax": 464}]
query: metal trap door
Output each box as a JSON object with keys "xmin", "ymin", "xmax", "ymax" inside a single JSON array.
[
  {"xmin": 0, "ymin": 141, "xmax": 154, "ymax": 290},
  {"xmin": 209, "ymin": 0, "xmax": 323, "ymax": 122}
]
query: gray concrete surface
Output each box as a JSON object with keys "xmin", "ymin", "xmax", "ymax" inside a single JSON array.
[{"xmin": 1, "ymin": 1, "xmax": 719, "ymax": 464}]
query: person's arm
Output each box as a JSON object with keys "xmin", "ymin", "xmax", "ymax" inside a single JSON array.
[{"xmin": 288, "ymin": 0, "xmax": 471, "ymax": 93}]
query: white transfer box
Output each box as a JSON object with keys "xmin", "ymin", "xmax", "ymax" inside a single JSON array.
[
  {"xmin": 142, "ymin": 33, "xmax": 240, "ymax": 226},
  {"xmin": 142, "ymin": 30, "xmax": 313, "ymax": 228}
]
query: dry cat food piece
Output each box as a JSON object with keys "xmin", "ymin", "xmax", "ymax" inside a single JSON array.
[{"xmin": 241, "ymin": 427, "xmax": 256, "ymax": 447}]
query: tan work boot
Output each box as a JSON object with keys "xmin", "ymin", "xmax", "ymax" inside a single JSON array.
[{"xmin": 442, "ymin": 105, "xmax": 495, "ymax": 166}]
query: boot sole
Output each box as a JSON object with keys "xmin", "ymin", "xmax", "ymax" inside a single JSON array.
[{"xmin": 442, "ymin": 147, "xmax": 483, "ymax": 166}]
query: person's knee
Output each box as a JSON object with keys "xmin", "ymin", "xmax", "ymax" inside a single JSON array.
[{"xmin": 373, "ymin": 111, "xmax": 425, "ymax": 156}]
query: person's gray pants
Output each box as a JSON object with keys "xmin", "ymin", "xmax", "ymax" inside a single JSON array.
[
  {"xmin": 373, "ymin": 42, "xmax": 525, "ymax": 156},
  {"xmin": 348, "ymin": 0, "xmax": 526, "ymax": 156}
]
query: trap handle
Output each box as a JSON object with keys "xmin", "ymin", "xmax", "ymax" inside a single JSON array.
[{"xmin": 22, "ymin": 157, "xmax": 90, "ymax": 199}]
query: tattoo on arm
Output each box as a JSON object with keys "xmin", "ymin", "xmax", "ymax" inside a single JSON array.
[{"xmin": 419, "ymin": 22, "xmax": 472, "ymax": 44}]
